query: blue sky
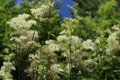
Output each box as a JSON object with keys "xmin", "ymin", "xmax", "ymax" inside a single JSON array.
[
  {"xmin": 59, "ymin": 0, "xmax": 73, "ymax": 19},
  {"xmin": 15, "ymin": 0, "xmax": 73, "ymax": 19},
  {"xmin": 15, "ymin": 0, "xmax": 22, "ymax": 4}
]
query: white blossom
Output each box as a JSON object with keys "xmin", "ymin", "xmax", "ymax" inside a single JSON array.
[
  {"xmin": 62, "ymin": 18, "xmax": 78, "ymax": 29},
  {"xmin": 7, "ymin": 14, "xmax": 36, "ymax": 30},
  {"xmin": 1, "ymin": 62, "xmax": 15, "ymax": 72},
  {"xmin": 70, "ymin": 36, "xmax": 82, "ymax": 47},
  {"xmin": 46, "ymin": 43, "xmax": 61, "ymax": 52},
  {"xmin": 106, "ymin": 32, "xmax": 120, "ymax": 54},
  {"xmin": 19, "ymin": 36, "xmax": 27, "ymax": 41},
  {"xmin": 95, "ymin": 38, "xmax": 100, "ymax": 44},
  {"xmin": 82, "ymin": 39, "xmax": 94, "ymax": 50},
  {"xmin": 31, "ymin": 5, "xmax": 49, "ymax": 19},
  {"xmin": 57, "ymin": 35, "xmax": 69, "ymax": 42},
  {"xmin": 27, "ymin": 41, "xmax": 35, "ymax": 45},
  {"xmin": 50, "ymin": 64, "xmax": 63, "ymax": 73},
  {"xmin": 0, "ymin": 62, "xmax": 15, "ymax": 80},
  {"xmin": 45, "ymin": 40, "xmax": 55, "ymax": 45},
  {"xmin": 18, "ymin": 13, "xmax": 30, "ymax": 19},
  {"xmin": 7, "ymin": 13, "xmax": 38, "ymax": 51},
  {"xmin": 27, "ymin": 30, "xmax": 38, "ymax": 39},
  {"xmin": 84, "ymin": 59, "xmax": 97, "ymax": 66},
  {"xmin": 64, "ymin": 63, "xmax": 70, "ymax": 74},
  {"xmin": 112, "ymin": 24, "xmax": 120, "ymax": 31}
]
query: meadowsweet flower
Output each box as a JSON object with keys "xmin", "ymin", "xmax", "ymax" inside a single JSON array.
[
  {"xmin": 84, "ymin": 59, "xmax": 97, "ymax": 65},
  {"xmin": 45, "ymin": 40, "xmax": 54, "ymax": 44},
  {"xmin": 64, "ymin": 63, "xmax": 70, "ymax": 74},
  {"xmin": 71, "ymin": 36, "xmax": 82, "ymax": 46},
  {"xmin": 82, "ymin": 39, "xmax": 94, "ymax": 50},
  {"xmin": 19, "ymin": 36, "xmax": 27, "ymax": 41},
  {"xmin": 62, "ymin": 18, "xmax": 79, "ymax": 29},
  {"xmin": 14, "ymin": 38, "xmax": 22, "ymax": 43},
  {"xmin": 26, "ymin": 20, "xmax": 37, "ymax": 29},
  {"xmin": 44, "ymin": 40, "xmax": 60, "ymax": 53},
  {"xmin": 60, "ymin": 18, "xmax": 79, "ymax": 35},
  {"xmin": 1, "ymin": 62, "xmax": 15, "ymax": 72},
  {"xmin": 27, "ymin": 30, "xmax": 38, "ymax": 39},
  {"xmin": 106, "ymin": 32, "xmax": 120, "ymax": 54},
  {"xmin": 112, "ymin": 24, "xmax": 120, "ymax": 31},
  {"xmin": 7, "ymin": 14, "xmax": 36, "ymax": 30},
  {"xmin": 31, "ymin": 5, "xmax": 50, "ymax": 19},
  {"xmin": 57, "ymin": 35, "xmax": 69, "ymax": 42},
  {"xmin": 50, "ymin": 64, "xmax": 63, "ymax": 73},
  {"xmin": 95, "ymin": 38, "xmax": 100, "ymax": 44},
  {"xmin": 27, "ymin": 20, "xmax": 37, "ymax": 25},
  {"xmin": 7, "ymin": 13, "xmax": 38, "ymax": 51},
  {"xmin": 18, "ymin": 13, "xmax": 30, "ymax": 19},
  {"xmin": 0, "ymin": 62, "xmax": 15, "ymax": 80},
  {"xmin": 27, "ymin": 41, "xmax": 35, "ymax": 45},
  {"xmin": 46, "ymin": 43, "xmax": 61, "ymax": 52}
]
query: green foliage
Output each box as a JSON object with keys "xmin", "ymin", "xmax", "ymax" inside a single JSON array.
[
  {"xmin": 0, "ymin": 0, "xmax": 120, "ymax": 80},
  {"xmin": 74, "ymin": 0, "xmax": 106, "ymax": 16},
  {"xmin": 0, "ymin": 0, "xmax": 33, "ymax": 55},
  {"xmin": 97, "ymin": 0, "xmax": 118, "ymax": 19},
  {"xmin": 0, "ymin": 1, "xmax": 20, "ymax": 72}
]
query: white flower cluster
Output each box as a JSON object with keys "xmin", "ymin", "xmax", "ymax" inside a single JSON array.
[
  {"xmin": 57, "ymin": 35, "xmax": 82, "ymax": 53},
  {"xmin": 7, "ymin": 14, "xmax": 36, "ymax": 30},
  {"xmin": 82, "ymin": 39, "xmax": 94, "ymax": 50},
  {"xmin": 112, "ymin": 24, "xmax": 120, "ymax": 31},
  {"xmin": 106, "ymin": 25, "xmax": 120, "ymax": 55},
  {"xmin": 57, "ymin": 35, "xmax": 69, "ymax": 42},
  {"xmin": 84, "ymin": 59, "xmax": 97, "ymax": 66},
  {"xmin": 70, "ymin": 36, "xmax": 82, "ymax": 47},
  {"xmin": 7, "ymin": 14, "xmax": 38, "ymax": 50},
  {"xmin": 31, "ymin": 4, "xmax": 50, "ymax": 19},
  {"xmin": 50, "ymin": 64, "xmax": 63, "ymax": 73},
  {"xmin": 64, "ymin": 63, "xmax": 70, "ymax": 74},
  {"xmin": 62, "ymin": 18, "xmax": 79, "ymax": 29},
  {"xmin": 60, "ymin": 18, "xmax": 79, "ymax": 35},
  {"xmin": 42, "ymin": 19, "xmax": 82, "ymax": 59},
  {"xmin": 94, "ymin": 38, "xmax": 100, "ymax": 44},
  {"xmin": 0, "ymin": 62, "xmax": 15, "ymax": 80},
  {"xmin": 44, "ymin": 35, "xmax": 82, "ymax": 54},
  {"xmin": 44, "ymin": 40, "xmax": 61, "ymax": 53}
]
